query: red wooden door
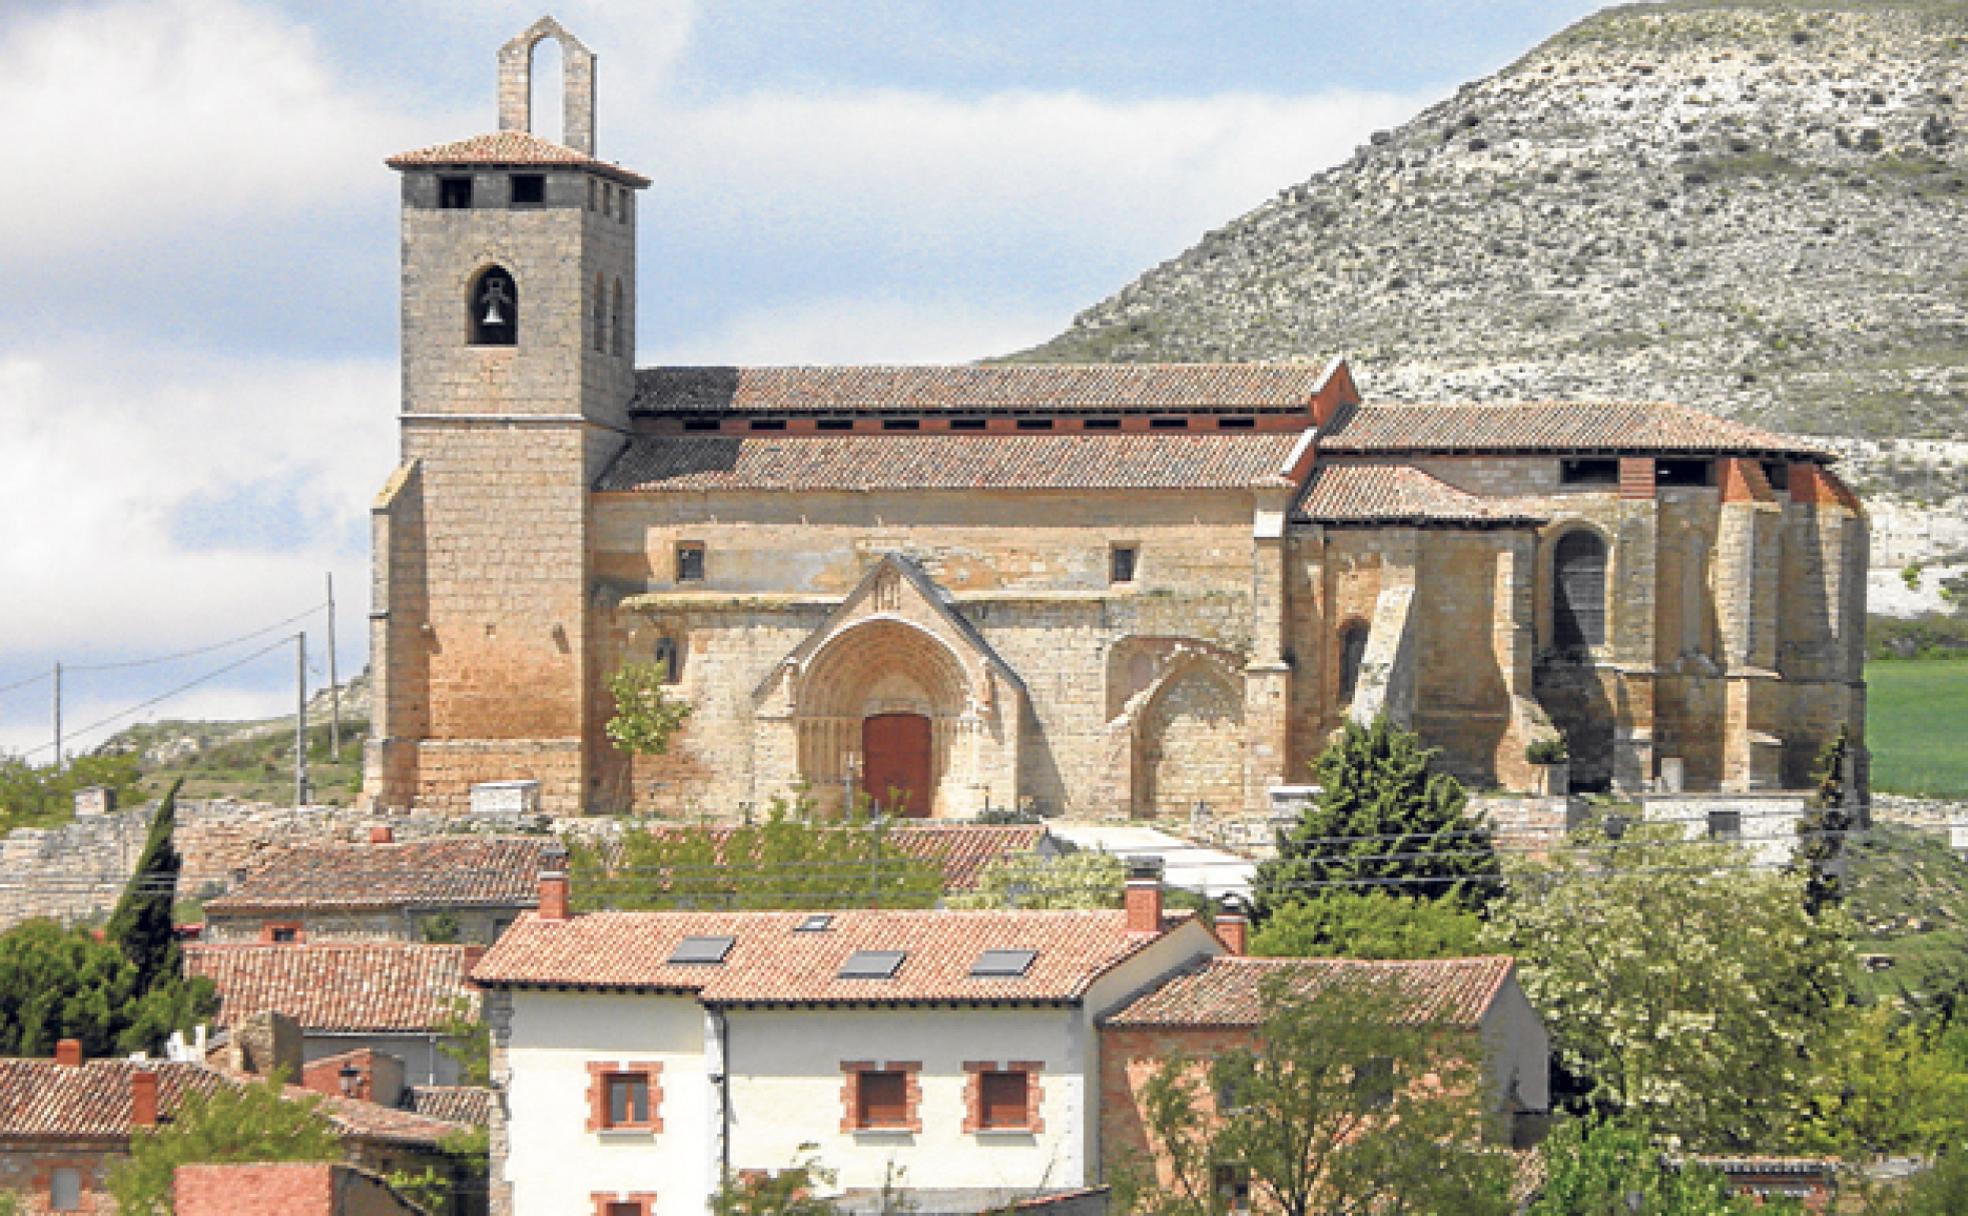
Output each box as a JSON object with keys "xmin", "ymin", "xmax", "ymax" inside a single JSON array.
[{"xmin": 862, "ymin": 713, "xmax": 932, "ymax": 817}]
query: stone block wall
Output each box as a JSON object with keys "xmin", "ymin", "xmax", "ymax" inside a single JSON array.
[{"xmin": 0, "ymin": 1148, "xmax": 116, "ymax": 1215}]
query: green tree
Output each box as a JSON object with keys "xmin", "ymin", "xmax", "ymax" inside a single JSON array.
[
  {"xmin": 1254, "ymin": 718, "xmax": 1498, "ymax": 919},
  {"xmin": 948, "ymin": 850, "xmax": 1125, "ymax": 909},
  {"xmin": 604, "ymin": 660, "xmax": 693, "ymax": 758},
  {"xmin": 566, "ymin": 793, "xmax": 943, "ymax": 912},
  {"xmin": 1132, "ymin": 973, "xmax": 1513, "ymax": 1216},
  {"xmin": 0, "ymin": 751, "xmax": 143, "ymax": 833},
  {"xmin": 109, "ymin": 1073, "xmax": 342, "ymax": 1216},
  {"xmin": 1790, "ymin": 1004, "xmax": 1968, "ymax": 1158},
  {"xmin": 1793, "ymin": 726, "xmax": 1856, "ymax": 916},
  {"xmin": 712, "ymin": 1154, "xmax": 841, "ymax": 1216},
  {"xmin": 107, "ymin": 779, "xmax": 188, "ymax": 993},
  {"xmin": 435, "ymin": 997, "xmax": 491, "ymax": 1087},
  {"xmin": 1528, "ymin": 1118, "xmax": 1791, "ymax": 1215},
  {"xmin": 0, "ymin": 919, "xmax": 214, "ymax": 1058},
  {"xmin": 1864, "ymin": 1151, "xmax": 1968, "ymax": 1215},
  {"xmin": 1484, "ymin": 826, "xmax": 1853, "ymax": 1148},
  {"xmin": 388, "ymin": 1125, "xmax": 488, "ymax": 1216},
  {"xmin": 1249, "ymin": 891, "xmax": 1484, "ymax": 960}
]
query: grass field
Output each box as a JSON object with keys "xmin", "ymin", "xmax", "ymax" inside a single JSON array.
[{"xmin": 1867, "ymin": 659, "xmax": 1968, "ymax": 797}]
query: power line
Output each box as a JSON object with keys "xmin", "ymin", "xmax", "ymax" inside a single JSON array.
[
  {"xmin": 61, "ymin": 602, "xmax": 325, "ymax": 673},
  {"xmin": 15, "ymin": 635, "xmax": 298, "ymax": 760},
  {"xmin": 0, "ymin": 670, "xmax": 52, "ymax": 697}
]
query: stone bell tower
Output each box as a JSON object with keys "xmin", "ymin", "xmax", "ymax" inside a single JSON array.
[{"xmin": 366, "ymin": 17, "xmax": 649, "ymax": 814}]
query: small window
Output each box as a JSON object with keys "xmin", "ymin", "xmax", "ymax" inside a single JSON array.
[
  {"xmin": 611, "ymin": 279, "xmax": 626, "ymax": 358},
  {"xmin": 1338, "ymin": 621, "xmax": 1370, "ymax": 705},
  {"xmin": 591, "ymin": 274, "xmax": 607, "ymax": 353},
  {"xmin": 262, "ymin": 921, "xmax": 302, "ymax": 944},
  {"xmin": 1761, "ymin": 460, "xmax": 1790, "ymax": 491},
  {"xmin": 950, "ymin": 417, "xmax": 987, "ymax": 431},
  {"xmin": 510, "ymin": 174, "xmax": 546, "ymax": 206},
  {"xmin": 1110, "ymin": 546, "xmax": 1138, "ymax": 584},
  {"xmin": 676, "ymin": 544, "xmax": 705, "ymax": 583},
  {"xmin": 1656, "ymin": 458, "xmax": 1714, "ymax": 487},
  {"xmin": 1217, "ymin": 416, "xmax": 1256, "ymax": 430},
  {"xmin": 1015, "ymin": 418, "xmax": 1054, "ymax": 431},
  {"xmin": 1552, "ymin": 530, "xmax": 1609, "ymax": 651},
  {"xmin": 882, "ymin": 418, "xmax": 920, "ymax": 431},
  {"xmin": 817, "ymin": 418, "xmax": 855, "ymax": 432},
  {"xmin": 1708, "ymin": 809, "xmax": 1742, "ymax": 841},
  {"xmin": 602, "ymin": 183, "xmax": 614, "ymax": 216},
  {"xmin": 652, "ymin": 637, "xmax": 681, "ymax": 683},
  {"xmin": 683, "ymin": 419, "xmax": 721, "ymax": 433},
  {"xmin": 970, "ymin": 948, "xmax": 1037, "ymax": 978},
  {"xmin": 749, "ymin": 419, "xmax": 787, "ymax": 431},
  {"xmin": 796, "ymin": 914, "xmax": 834, "ymax": 932},
  {"xmin": 978, "ymin": 1071, "xmax": 1030, "ymax": 1130},
  {"xmin": 1082, "ymin": 417, "xmax": 1121, "ymax": 431},
  {"xmin": 470, "ymin": 266, "xmax": 519, "ymax": 347},
  {"xmin": 839, "ymin": 950, "xmax": 905, "ymax": 979},
  {"xmin": 1560, "ymin": 458, "xmax": 1620, "ymax": 485},
  {"xmin": 668, "ymin": 935, "xmax": 735, "ymax": 965},
  {"xmin": 1150, "ymin": 416, "xmax": 1189, "ymax": 430},
  {"xmin": 51, "ymin": 1167, "xmax": 81, "ymax": 1211},
  {"xmin": 1353, "ymin": 1056, "xmax": 1394, "ymax": 1109},
  {"xmin": 439, "ymin": 177, "xmax": 473, "ymax": 209},
  {"xmin": 621, "ymin": 191, "xmax": 632, "ymax": 223},
  {"xmin": 587, "ymin": 179, "xmax": 598, "ymax": 211},
  {"xmin": 857, "ymin": 1071, "xmax": 909, "ymax": 1128},
  {"xmin": 605, "ymin": 1073, "xmax": 650, "ymax": 1126},
  {"xmin": 602, "ymin": 1202, "xmax": 645, "ymax": 1216}
]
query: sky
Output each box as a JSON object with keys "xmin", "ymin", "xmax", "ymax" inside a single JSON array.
[{"xmin": 0, "ymin": 0, "xmax": 1609, "ymax": 759}]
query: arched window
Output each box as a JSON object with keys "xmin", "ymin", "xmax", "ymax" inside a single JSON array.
[
  {"xmin": 591, "ymin": 273, "xmax": 606, "ymax": 353},
  {"xmin": 469, "ymin": 266, "xmax": 517, "ymax": 346},
  {"xmin": 611, "ymin": 278, "xmax": 625, "ymax": 357},
  {"xmin": 1553, "ymin": 529, "xmax": 1609, "ymax": 651},
  {"xmin": 1338, "ymin": 620, "xmax": 1370, "ymax": 704}
]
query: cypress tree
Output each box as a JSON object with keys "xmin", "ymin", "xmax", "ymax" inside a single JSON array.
[{"xmin": 107, "ymin": 778, "xmax": 187, "ymax": 993}]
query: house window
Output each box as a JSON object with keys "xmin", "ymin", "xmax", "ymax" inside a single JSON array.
[
  {"xmin": 1110, "ymin": 546, "xmax": 1138, "ymax": 584},
  {"xmin": 1552, "ymin": 530, "xmax": 1609, "ymax": 651},
  {"xmin": 1656, "ymin": 458, "xmax": 1714, "ymax": 487},
  {"xmin": 676, "ymin": 543, "xmax": 705, "ymax": 583},
  {"xmin": 51, "ymin": 1167, "xmax": 82, "ymax": 1211},
  {"xmin": 1560, "ymin": 458, "xmax": 1620, "ymax": 486},
  {"xmin": 586, "ymin": 1062, "xmax": 663, "ymax": 1132},
  {"xmin": 964, "ymin": 1060, "xmax": 1043, "ymax": 1133},
  {"xmin": 510, "ymin": 173, "xmax": 546, "ymax": 206},
  {"xmin": 260, "ymin": 921, "xmax": 303, "ymax": 944},
  {"xmin": 439, "ymin": 176, "xmax": 473, "ymax": 209},
  {"xmin": 469, "ymin": 266, "xmax": 518, "ymax": 346},
  {"xmin": 1353, "ymin": 1056, "xmax": 1395, "ymax": 1109},
  {"xmin": 652, "ymin": 637, "xmax": 681, "ymax": 682},
  {"xmin": 841, "ymin": 1061, "xmax": 921, "ymax": 1133},
  {"xmin": 591, "ymin": 1194, "xmax": 657, "ymax": 1216},
  {"xmin": 1338, "ymin": 621, "xmax": 1370, "ymax": 705}
]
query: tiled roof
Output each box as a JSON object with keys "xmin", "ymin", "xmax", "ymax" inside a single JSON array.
[
  {"xmin": 630, "ymin": 364, "xmax": 1334, "ymax": 415},
  {"xmin": 1103, "ymin": 956, "xmax": 1518, "ymax": 1029},
  {"xmin": 1294, "ymin": 462, "xmax": 1544, "ymax": 527},
  {"xmin": 205, "ymin": 837, "xmax": 547, "ymax": 914},
  {"xmin": 639, "ymin": 824, "xmax": 1047, "ymax": 892},
  {"xmin": 1318, "ymin": 401, "xmax": 1829, "ymax": 458},
  {"xmin": 385, "ymin": 130, "xmax": 650, "ymax": 186},
  {"xmin": 186, "ymin": 943, "xmax": 481, "ymax": 1033},
  {"xmin": 596, "ymin": 432, "xmax": 1301, "ymax": 493},
  {"xmin": 473, "ymin": 908, "xmax": 1195, "ymax": 1004},
  {"xmin": 406, "ymin": 1086, "xmax": 494, "ymax": 1128},
  {"xmin": 0, "ymin": 1059, "xmax": 464, "ymax": 1148}
]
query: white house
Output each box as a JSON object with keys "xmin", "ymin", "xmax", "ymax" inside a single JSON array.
[{"xmin": 471, "ymin": 863, "xmax": 1226, "ymax": 1216}]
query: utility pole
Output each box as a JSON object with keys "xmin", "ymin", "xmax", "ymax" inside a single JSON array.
[
  {"xmin": 325, "ymin": 572, "xmax": 341, "ymax": 760},
  {"xmin": 51, "ymin": 661, "xmax": 61, "ymax": 771},
  {"xmin": 295, "ymin": 632, "xmax": 309, "ymax": 809}
]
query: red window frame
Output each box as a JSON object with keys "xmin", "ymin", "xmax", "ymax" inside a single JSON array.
[
  {"xmin": 963, "ymin": 1060, "xmax": 1045, "ymax": 1133},
  {"xmin": 839, "ymin": 1060, "xmax": 922, "ymax": 1133},
  {"xmin": 585, "ymin": 1061, "xmax": 664, "ymax": 1133}
]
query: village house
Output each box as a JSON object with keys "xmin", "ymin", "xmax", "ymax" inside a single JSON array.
[
  {"xmin": 1097, "ymin": 954, "xmax": 1551, "ymax": 1196},
  {"xmin": 365, "ymin": 18, "xmax": 1867, "ymax": 825},
  {"xmin": 0, "ymin": 1038, "xmax": 469, "ymax": 1216},
  {"xmin": 185, "ymin": 941, "xmax": 483, "ymax": 1087},
  {"xmin": 469, "ymin": 861, "xmax": 1226, "ymax": 1216},
  {"xmin": 174, "ymin": 1161, "xmax": 426, "ymax": 1216}
]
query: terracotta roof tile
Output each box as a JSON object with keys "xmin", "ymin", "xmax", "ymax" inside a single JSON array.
[
  {"xmin": 1319, "ymin": 401, "xmax": 1828, "ymax": 458},
  {"xmin": 385, "ymin": 130, "xmax": 649, "ymax": 186},
  {"xmin": 205, "ymin": 838, "xmax": 547, "ymax": 915},
  {"xmin": 1103, "ymin": 956, "xmax": 1518, "ymax": 1029},
  {"xmin": 473, "ymin": 908, "xmax": 1194, "ymax": 1004},
  {"xmin": 308, "ymin": 1090, "xmax": 468, "ymax": 1148},
  {"xmin": 630, "ymin": 364, "xmax": 1334, "ymax": 415},
  {"xmin": 186, "ymin": 943, "xmax": 480, "ymax": 1033},
  {"xmin": 1294, "ymin": 463, "xmax": 1545, "ymax": 527},
  {"xmin": 405, "ymin": 1086, "xmax": 494, "ymax": 1128},
  {"xmin": 596, "ymin": 432, "xmax": 1301, "ymax": 493},
  {"xmin": 640, "ymin": 824, "xmax": 1046, "ymax": 892}
]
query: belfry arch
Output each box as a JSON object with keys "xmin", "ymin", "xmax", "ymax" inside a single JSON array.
[{"xmin": 498, "ymin": 17, "xmax": 598, "ymax": 154}]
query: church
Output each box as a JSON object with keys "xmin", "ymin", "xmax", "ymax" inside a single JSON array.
[{"xmin": 363, "ymin": 20, "xmax": 1868, "ymax": 821}]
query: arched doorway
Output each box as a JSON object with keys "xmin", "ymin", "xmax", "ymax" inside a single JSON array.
[{"xmin": 863, "ymin": 713, "xmax": 932, "ymax": 817}]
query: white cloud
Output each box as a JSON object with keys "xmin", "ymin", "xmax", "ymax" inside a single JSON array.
[{"xmin": 651, "ymin": 293, "xmax": 1063, "ymax": 365}]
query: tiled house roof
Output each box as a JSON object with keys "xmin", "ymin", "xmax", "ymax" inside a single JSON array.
[
  {"xmin": 474, "ymin": 908, "xmax": 1197, "ymax": 1004},
  {"xmin": 0, "ymin": 1059, "xmax": 465, "ymax": 1149},
  {"xmin": 205, "ymin": 838, "xmax": 547, "ymax": 915},
  {"xmin": 629, "ymin": 364, "xmax": 1336, "ymax": 415},
  {"xmin": 385, "ymin": 130, "xmax": 649, "ymax": 186},
  {"xmin": 405, "ymin": 1086, "xmax": 494, "ymax": 1128},
  {"xmin": 596, "ymin": 432, "xmax": 1302, "ymax": 493},
  {"xmin": 1293, "ymin": 463, "xmax": 1545, "ymax": 527},
  {"xmin": 1103, "ymin": 956, "xmax": 1519, "ymax": 1030},
  {"xmin": 1317, "ymin": 401, "xmax": 1828, "ymax": 458},
  {"xmin": 639, "ymin": 823, "xmax": 1048, "ymax": 891},
  {"xmin": 185, "ymin": 943, "xmax": 481, "ymax": 1033}
]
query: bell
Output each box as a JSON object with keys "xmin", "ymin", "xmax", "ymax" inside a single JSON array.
[{"xmin": 482, "ymin": 297, "xmax": 506, "ymax": 327}]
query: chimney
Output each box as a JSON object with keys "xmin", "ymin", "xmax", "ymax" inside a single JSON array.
[
  {"xmin": 1215, "ymin": 910, "xmax": 1248, "ymax": 956},
  {"xmin": 55, "ymin": 1038, "xmax": 82, "ymax": 1067},
  {"xmin": 369, "ymin": 825, "xmax": 394, "ymax": 845},
  {"xmin": 131, "ymin": 1069, "xmax": 159, "ymax": 1126},
  {"xmin": 1124, "ymin": 857, "xmax": 1165, "ymax": 935},
  {"xmin": 539, "ymin": 846, "xmax": 570, "ymax": 921}
]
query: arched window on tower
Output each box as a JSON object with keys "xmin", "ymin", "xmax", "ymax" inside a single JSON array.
[
  {"xmin": 1552, "ymin": 529, "xmax": 1609, "ymax": 651},
  {"xmin": 469, "ymin": 266, "xmax": 518, "ymax": 346},
  {"xmin": 610, "ymin": 278, "xmax": 625, "ymax": 357},
  {"xmin": 591, "ymin": 273, "xmax": 606, "ymax": 353},
  {"xmin": 1338, "ymin": 620, "xmax": 1370, "ymax": 705}
]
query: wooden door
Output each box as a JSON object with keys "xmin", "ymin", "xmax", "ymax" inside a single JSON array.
[{"xmin": 862, "ymin": 713, "xmax": 932, "ymax": 817}]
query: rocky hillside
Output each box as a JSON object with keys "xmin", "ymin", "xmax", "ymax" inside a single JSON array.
[{"xmin": 1021, "ymin": 1, "xmax": 1968, "ymax": 578}]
